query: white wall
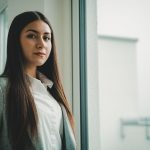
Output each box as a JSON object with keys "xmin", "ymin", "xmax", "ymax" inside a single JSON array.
[
  {"xmin": 7, "ymin": 0, "xmax": 44, "ymax": 25},
  {"xmin": 72, "ymin": 0, "xmax": 81, "ymax": 149},
  {"xmin": 97, "ymin": 0, "xmax": 150, "ymax": 125},
  {"xmin": 0, "ymin": 9, "xmax": 7, "ymax": 74}
]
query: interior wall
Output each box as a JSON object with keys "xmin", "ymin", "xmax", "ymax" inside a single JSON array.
[{"xmin": 7, "ymin": 0, "xmax": 44, "ymax": 25}]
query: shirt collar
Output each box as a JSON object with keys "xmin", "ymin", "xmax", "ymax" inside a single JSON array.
[
  {"xmin": 38, "ymin": 72, "xmax": 53, "ymax": 89},
  {"xmin": 28, "ymin": 72, "xmax": 53, "ymax": 89}
]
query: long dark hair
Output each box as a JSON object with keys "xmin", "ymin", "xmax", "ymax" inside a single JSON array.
[{"xmin": 1, "ymin": 11, "xmax": 74, "ymax": 149}]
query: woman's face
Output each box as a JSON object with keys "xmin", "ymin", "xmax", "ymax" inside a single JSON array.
[{"xmin": 20, "ymin": 20, "xmax": 52, "ymax": 71}]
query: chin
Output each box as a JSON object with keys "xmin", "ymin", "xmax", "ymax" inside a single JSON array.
[
  {"xmin": 37, "ymin": 63, "xmax": 45, "ymax": 67},
  {"xmin": 36, "ymin": 61, "xmax": 46, "ymax": 67}
]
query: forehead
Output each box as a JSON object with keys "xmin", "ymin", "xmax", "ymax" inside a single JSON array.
[{"xmin": 22, "ymin": 20, "xmax": 51, "ymax": 33}]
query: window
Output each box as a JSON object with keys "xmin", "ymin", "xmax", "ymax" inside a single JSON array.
[{"xmin": 72, "ymin": 0, "xmax": 100, "ymax": 149}]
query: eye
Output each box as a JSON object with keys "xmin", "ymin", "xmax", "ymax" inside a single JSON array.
[
  {"xmin": 43, "ymin": 36, "xmax": 51, "ymax": 41},
  {"xmin": 26, "ymin": 34, "xmax": 37, "ymax": 39}
]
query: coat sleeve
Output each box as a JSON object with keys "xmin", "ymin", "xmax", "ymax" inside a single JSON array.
[
  {"xmin": 61, "ymin": 104, "xmax": 76, "ymax": 150},
  {"xmin": 0, "ymin": 84, "xmax": 4, "ymax": 130},
  {"xmin": 0, "ymin": 78, "xmax": 6, "ymax": 131}
]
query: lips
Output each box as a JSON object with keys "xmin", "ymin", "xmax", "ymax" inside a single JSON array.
[{"xmin": 34, "ymin": 52, "xmax": 46, "ymax": 56}]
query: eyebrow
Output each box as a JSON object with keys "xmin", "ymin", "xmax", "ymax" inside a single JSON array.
[{"xmin": 25, "ymin": 29, "xmax": 51, "ymax": 35}]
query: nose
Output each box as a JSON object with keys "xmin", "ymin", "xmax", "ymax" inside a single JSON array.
[{"xmin": 36, "ymin": 37, "xmax": 44, "ymax": 49}]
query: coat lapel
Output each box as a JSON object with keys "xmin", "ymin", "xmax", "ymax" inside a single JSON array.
[{"xmin": 60, "ymin": 104, "xmax": 76, "ymax": 150}]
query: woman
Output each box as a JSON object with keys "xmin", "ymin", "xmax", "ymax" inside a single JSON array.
[{"xmin": 0, "ymin": 11, "xmax": 76, "ymax": 150}]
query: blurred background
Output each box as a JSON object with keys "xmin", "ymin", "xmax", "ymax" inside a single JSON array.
[{"xmin": 98, "ymin": 0, "xmax": 150, "ymax": 150}]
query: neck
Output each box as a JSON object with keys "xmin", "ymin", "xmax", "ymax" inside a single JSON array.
[{"xmin": 25, "ymin": 67, "xmax": 37, "ymax": 78}]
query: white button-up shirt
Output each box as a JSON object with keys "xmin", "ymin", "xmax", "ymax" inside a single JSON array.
[{"xmin": 29, "ymin": 73, "xmax": 63, "ymax": 150}]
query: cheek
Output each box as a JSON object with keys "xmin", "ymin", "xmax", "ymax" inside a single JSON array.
[
  {"xmin": 46, "ymin": 48, "xmax": 52, "ymax": 58},
  {"xmin": 20, "ymin": 39, "xmax": 32, "ymax": 53},
  {"xmin": 46, "ymin": 43, "xmax": 52, "ymax": 56}
]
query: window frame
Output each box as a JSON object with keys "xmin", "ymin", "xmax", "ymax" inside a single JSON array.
[{"xmin": 72, "ymin": 0, "xmax": 89, "ymax": 149}]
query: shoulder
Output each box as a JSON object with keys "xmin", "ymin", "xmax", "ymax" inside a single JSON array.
[
  {"xmin": 0, "ymin": 77, "xmax": 8, "ymax": 90},
  {"xmin": 0, "ymin": 77, "xmax": 8, "ymax": 85},
  {"xmin": 0, "ymin": 76, "xmax": 8, "ymax": 99}
]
